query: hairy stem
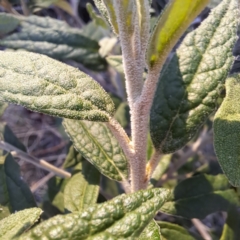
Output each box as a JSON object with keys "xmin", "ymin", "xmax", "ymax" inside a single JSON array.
[
  {"xmin": 130, "ymin": 68, "xmax": 161, "ymax": 191},
  {"xmin": 113, "ymin": 0, "xmax": 144, "ymax": 109},
  {"xmin": 107, "ymin": 117, "xmax": 134, "ymax": 166},
  {"xmin": 145, "ymin": 150, "xmax": 161, "ymax": 183}
]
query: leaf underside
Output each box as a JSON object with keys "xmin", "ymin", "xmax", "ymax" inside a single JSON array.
[
  {"xmin": 150, "ymin": 0, "xmax": 238, "ymax": 153},
  {"xmin": 63, "ymin": 119, "xmax": 129, "ymax": 181},
  {"xmin": 64, "ymin": 160, "xmax": 100, "ymax": 212}
]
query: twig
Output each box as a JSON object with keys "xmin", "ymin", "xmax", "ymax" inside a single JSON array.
[
  {"xmin": 31, "ymin": 141, "xmax": 67, "ymax": 156},
  {"xmin": 145, "ymin": 150, "xmax": 161, "ymax": 182},
  {"xmin": 107, "ymin": 117, "xmax": 134, "ymax": 163},
  {"xmin": 0, "ymin": 141, "xmax": 71, "ymax": 178},
  {"xmin": 191, "ymin": 219, "xmax": 212, "ymax": 240},
  {"xmin": 30, "ymin": 172, "xmax": 55, "ymax": 193},
  {"xmin": 20, "ymin": 0, "xmax": 29, "ymax": 16}
]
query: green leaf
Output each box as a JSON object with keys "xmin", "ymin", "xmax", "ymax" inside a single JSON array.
[
  {"xmin": 62, "ymin": 145, "xmax": 83, "ymax": 169},
  {"xmin": 63, "ymin": 119, "xmax": 129, "ymax": 181},
  {"xmin": 0, "ymin": 51, "xmax": 115, "ymax": 122},
  {"xmin": 147, "ymin": 0, "xmax": 209, "ymax": 68},
  {"xmin": 0, "ymin": 154, "xmax": 36, "ymax": 219},
  {"xmin": 139, "ymin": 220, "xmax": 162, "ymax": 240},
  {"xmin": 220, "ymin": 206, "xmax": 240, "ymax": 240},
  {"xmin": 21, "ymin": 188, "xmax": 170, "ymax": 240},
  {"xmin": 0, "ymin": 13, "xmax": 19, "ymax": 35},
  {"xmin": 93, "ymin": 0, "xmax": 119, "ymax": 34},
  {"xmin": 64, "ymin": 160, "xmax": 100, "ymax": 212},
  {"xmin": 150, "ymin": 154, "xmax": 172, "ymax": 187},
  {"xmin": 158, "ymin": 221, "xmax": 195, "ymax": 240},
  {"xmin": 160, "ymin": 174, "xmax": 239, "ymax": 219},
  {"xmin": 0, "ymin": 122, "xmax": 26, "ymax": 153},
  {"xmin": 114, "ymin": 102, "xmax": 130, "ymax": 128},
  {"xmin": 106, "ymin": 55, "xmax": 124, "ymax": 74},
  {"xmin": 47, "ymin": 176, "xmax": 68, "ymax": 213},
  {"xmin": 0, "ymin": 154, "xmax": 36, "ymax": 220},
  {"xmin": 0, "ymin": 14, "xmax": 107, "ymax": 71},
  {"xmin": 214, "ymin": 74, "xmax": 240, "ymax": 186},
  {"xmin": 86, "ymin": 3, "xmax": 108, "ymax": 28},
  {"xmin": 0, "ymin": 208, "xmax": 42, "ymax": 240},
  {"xmin": 150, "ymin": 0, "xmax": 238, "ymax": 153}
]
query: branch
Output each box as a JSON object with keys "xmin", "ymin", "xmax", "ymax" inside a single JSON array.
[
  {"xmin": 106, "ymin": 117, "xmax": 134, "ymax": 164},
  {"xmin": 191, "ymin": 219, "xmax": 212, "ymax": 240},
  {"xmin": 0, "ymin": 141, "xmax": 71, "ymax": 178},
  {"xmin": 145, "ymin": 150, "xmax": 161, "ymax": 183}
]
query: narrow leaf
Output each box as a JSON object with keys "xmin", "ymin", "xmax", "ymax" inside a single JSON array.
[
  {"xmin": 86, "ymin": 3, "xmax": 108, "ymax": 28},
  {"xmin": 64, "ymin": 161, "xmax": 100, "ymax": 212},
  {"xmin": 0, "ymin": 51, "xmax": 115, "ymax": 122},
  {"xmin": 93, "ymin": 0, "xmax": 119, "ymax": 34},
  {"xmin": 63, "ymin": 119, "xmax": 129, "ymax": 181},
  {"xmin": 62, "ymin": 145, "xmax": 83, "ymax": 169},
  {"xmin": 220, "ymin": 206, "xmax": 240, "ymax": 240},
  {"xmin": 147, "ymin": 0, "xmax": 209, "ymax": 68},
  {"xmin": 214, "ymin": 74, "xmax": 240, "ymax": 186},
  {"xmin": 21, "ymin": 188, "xmax": 170, "ymax": 239},
  {"xmin": 0, "ymin": 14, "xmax": 107, "ymax": 71},
  {"xmin": 0, "ymin": 208, "xmax": 42, "ymax": 240},
  {"xmin": 106, "ymin": 55, "xmax": 124, "ymax": 74},
  {"xmin": 47, "ymin": 176, "xmax": 68, "ymax": 213},
  {"xmin": 114, "ymin": 102, "xmax": 130, "ymax": 128},
  {"xmin": 150, "ymin": 154, "xmax": 172, "ymax": 187},
  {"xmin": 0, "ymin": 154, "xmax": 36, "ymax": 220},
  {"xmin": 0, "ymin": 122, "xmax": 26, "ymax": 152},
  {"xmin": 0, "ymin": 12, "xmax": 19, "ymax": 35},
  {"xmin": 158, "ymin": 221, "xmax": 195, "ymax": 240},
  {"xmin": 139, "ymin": 220, "xmax": 162, "ymax": 240},
  {"xmin": 160, "ymin": 174, "xmax": 239, "ymax": 219},
  {"xmin": 150, "ymin": 0, "xmax": 238, "ymax": 153}
]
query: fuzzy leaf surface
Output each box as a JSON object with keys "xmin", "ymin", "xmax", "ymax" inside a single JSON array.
[
  {"xmin": 150, "ymin": 0, "xmax": 238, "ymax": 153},
  {"xmin": 93, "ymin": 0, "xmax": 118, "ymax": 34},
  {"xmin": 63, "ymin": 119, "xmax": 128, "ymax": 181},
  {"xmin": 21, "ymin": 188, "xmax": 170, "ymax": 240},
  {"xmin": 0, "ymin": 14, "xmax": 106, "ymax": 71},
  {"xmin": 160, "ymin": 174, "xmax": 239, "ymax": 219},
  {"xmin": 64, "ymin": 160, "xmax": 100, "ymax": 212},
  {"xmin": 0, "ymin": 51, "xmax": 114, "ymax": 122},
  {"xmin": 147, "ymin": 0, "xmax": 209, "ymax": 68},
  {"xmin": 0, "ymin": 154, "xmax": 36, "ymax": 220},
  {"xmin": 0, "ymin": 13, "xmax": 19, "ymax": 35},
  {"xmin": 158, "ymin": 221, "xmax": 195, "ymax": 240},
  {"xmin": 214, "ymin": 74, "xmax": 240, "ymax": 186},
  {"xmin": 139, "ymin": 220, "xmax": 162, "ymax": 240},
  {"xmin": 0, "ymin": 208, "xmax": 42, "ymax": 240}
]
